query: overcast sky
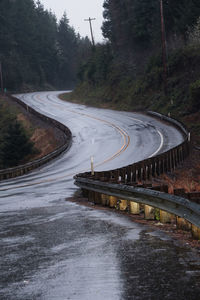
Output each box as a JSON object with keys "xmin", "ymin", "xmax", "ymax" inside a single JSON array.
[{"xmin": 41, "ymin": 0, "xmax": 104, "ymax": 42}]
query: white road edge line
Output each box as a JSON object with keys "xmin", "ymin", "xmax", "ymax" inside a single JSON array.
[
  {"xmin": 130, "ymin": 117, "xmax": 164, "ymax": 158},
  {"xmin": 149, "ymin": 129, "xmax": 164, "ymax": 158}
]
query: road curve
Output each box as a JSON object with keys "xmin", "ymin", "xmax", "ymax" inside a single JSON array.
[
  {"xmin": 1, "ymin": 92, "xmax": 199, "ymax": 300},
  {"xmin": 0, "ymin": 91, "xmax": 183, "ymax": 206}
]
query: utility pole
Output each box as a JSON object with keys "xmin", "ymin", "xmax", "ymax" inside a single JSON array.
[
  {"xmin": 84, "ymin": 17, "xmax": 96, "ymax": 47},
  {"xmin": 0, "ymin": 62, "xmax": 3, "ymax": 94},
  {"xmin": 160, "ymin": 0, "xmax": 167, "ymax": 92}
]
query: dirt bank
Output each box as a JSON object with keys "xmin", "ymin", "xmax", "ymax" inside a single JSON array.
[
  {"xmin": 155, "ymin": 111, "xmax": 200, "ymax": 194},
  {"xmin": 157, "ymin": 148, "xmax": 200, "ymax": 193},
  {"xmin": 1, "ymin": 95, "xmax": 67, "ymax": 161}
]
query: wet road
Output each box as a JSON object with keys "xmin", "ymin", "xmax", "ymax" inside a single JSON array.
[{"xmin": 0, "ymin": 91, "xmax": 200, "ymax": 299}]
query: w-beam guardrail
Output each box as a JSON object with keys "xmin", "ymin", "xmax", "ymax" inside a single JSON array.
[
  {"xmin": 74, "ymin": 111, "xmax": 200, "ymax": 239},
  {"xmin": 0, "ymin": 95, "xmax": 72, "ymax": 180},
  {"xmin": 74, "ymin": 177, "xmax": 200, "ymax": 227},
  {"xmin": 75, "ymin": 111, "xmax": 190, "ymax": 185}
]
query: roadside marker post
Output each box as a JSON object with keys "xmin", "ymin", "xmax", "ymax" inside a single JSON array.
[{"xmin": 91, "ymin": 156, "xmax": 94, "ymax": 176}]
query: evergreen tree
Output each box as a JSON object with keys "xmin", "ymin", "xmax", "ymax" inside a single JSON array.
[
  {"xmin": 57, "ymin": 13, "xmax": 78, "ymax": 88},
  {"xmin": 102, "ymin": 0, "xmax": 200, "ymax": 72},
  {"xmin": 0, "ymin": 122, "xmax": 33, "ymax": 167},
  {"xmin": 0, "ymin": 0, "xmax": 91, "ymax": 91}
]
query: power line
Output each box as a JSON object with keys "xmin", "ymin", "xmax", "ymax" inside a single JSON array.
[{"xmin": 84, "ymin": 17, "xmax": 96, "ymax": 47}]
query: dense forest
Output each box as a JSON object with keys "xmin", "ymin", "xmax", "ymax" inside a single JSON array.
[
  {"xmin": 73, "ymin": 0, "xmax": 200, "ymax": 117},
  {"xmin": 0, "ymin": 0, "xmax": 92, "ymax": 168},
  {"xmin": 0, "ymin": 0, "xmax": 91, "ymax": 91}
]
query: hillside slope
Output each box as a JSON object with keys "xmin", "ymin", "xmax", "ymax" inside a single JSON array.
[
  {"xmin": 0, "ymin": 95, "xmax": 66, "ymax": 169},
  {"xmin": 60, "ymin": 44, "xmax": 200, "ymax": 193}
]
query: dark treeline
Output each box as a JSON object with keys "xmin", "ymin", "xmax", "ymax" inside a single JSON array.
[
  {"xmin": 0, "ymin": 0, "xmax": 91, "ymax": 91},
  {"xmin": 0, "ymin": 0, "xmax": 92, "ymax": 168},
  {"xmin": 102, "ymin": 0, "xmax": 200, "ymax": 69},
  {"xmin": 76, "ymin": 0, "xmax": 200, "ymax": 113}
]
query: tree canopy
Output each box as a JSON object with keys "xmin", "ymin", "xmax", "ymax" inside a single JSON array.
[
  {"xmin": 102, "ymin": 0, "xmax": 200, "ymax": 67},
  {"xmin": 0, "ymin": 0, "xmax": 91, "ymax": 91}
]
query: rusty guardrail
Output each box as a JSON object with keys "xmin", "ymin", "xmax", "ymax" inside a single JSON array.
[
  {"xmin": 74, "ymin": 177, "xmax": 200, "ymax": 228},
  {"xmin": 75, "ymin": 111, "xmax": 190, "ymax": 184},
  {"xmin": 74, "ymin": 111, "xmax": 200, "ymax": 238},
  {"xmin": 0, "ymin": 95, "xmax": 72, "ymax": 181}
]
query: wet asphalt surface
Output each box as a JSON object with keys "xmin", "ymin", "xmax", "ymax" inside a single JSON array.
[{"xmin": 0, "ymin": 92, "xmax": 200, "ymax": 299}]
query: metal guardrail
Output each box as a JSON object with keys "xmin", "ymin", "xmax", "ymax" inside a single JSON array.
[
  {"xmin": 147, "ymin": 111, "xmax": 189, "ymax": 136},
  {"xmin": 74, "ymin": 111, "xmax": 200, "ymax": 233},
  {"xmin": 75, "ymin": 111, "xmax": 190, "ymax": 184},
  {"xmin": 74, "ymin": 177, "xmax": 200, "ymax": 228},
  {"xmin": 0, "ymin": 95, "xmax": 72, "ymax": 180}
]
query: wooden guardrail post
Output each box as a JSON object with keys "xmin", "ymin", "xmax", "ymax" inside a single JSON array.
[
  {"xmin": 160, "ymin": 210, "xmax": 176, "ymax": 224},
  {"xmin": 119, "ymin": 199, "xmax": 128, "ymax": 211},
  {"xmin": 101, "ymin": 194, "xmax": 109, "ymax": 206},
  {"xmin": 191, "ymin": 225, "xmax": 200, "ymax": 240},
  {"xmin": 130, "ymin": 201, "xmax": 140, "ymax": 214},
  {"xmin": 109, "ymin": 196, "xmax": 117, "ymax": 208},
  {"xmin": 88, "ymin": 190, "xmax": 95, "ymax": 203},
  {"xmin": 144, "ymin": 205, "xmax": 155, "ymax": 220},
  {"xmin": 173, "ymin": 188, "xmax": 192, "ymax": 231},
  {"xmin": 75, "ymin": 111, "xmax": 197, "ymax": 237}
]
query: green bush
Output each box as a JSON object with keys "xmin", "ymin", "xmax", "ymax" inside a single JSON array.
[{"xmin": 0, "ymin": 102, "xmax": 34, "ymax": 168}]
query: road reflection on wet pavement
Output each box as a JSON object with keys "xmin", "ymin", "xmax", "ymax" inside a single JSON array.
[
  {"xmin": 0, "ymin": 92, "xmax": 199, "ymax": 299},
  {"xmin": 1, "ymin": 199, "xmax": 200, "ymax": 300}
]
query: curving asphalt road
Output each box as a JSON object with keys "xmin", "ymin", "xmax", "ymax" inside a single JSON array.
[
  {"xmin": 0, "ymin": 91, "xmax": 184, "ymax": 207},
  {"xmin": 0, "ymin": 92, "xmax": 199, "ymax": 300}
]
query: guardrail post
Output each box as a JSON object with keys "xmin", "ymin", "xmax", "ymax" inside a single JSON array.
[
  {"xmin": 150, "ymin": 164, "xmax": 153, "ymax": 181},
  {"xmin": 136, "ymin": 169, "xmax": 138, "ymax": 182},
  {"xmin": 172, "ymin": 150, "xmax": 175, "ymax": 170},
  {"xmin": 160, "ymin": 210, "xmax": 175, "ymax": 224},
  {"xmin": 94, "ymin": 192, "xmax": 101, "ymax": 204},
  {"xmin": 177, "ymin": 147, "xmax": 180, "ymax": 164},
  {"xmin": 114, "ymin": 170, "xmax": 120, "ymax": 183},
  {"xmin": 173, "ymin": 189, "xmax": 193, "ymax": 231},
  {"xmin": 176, "ymin": 216, "xmax": 192, "ymax": 231},
  {"xmin": 180, "ymin": 147, "xmax": 183, "ymax": 163},
  {"xmin": 154, "ymin": 161, "xmax": 158, "ymax": 177},
  {"xmin": 126, "ymin": 166, "xmax": 131, "ymax": 183},
  {"xmin": 169, "ymin": 151, "xmax": 172, "ymax": 172},
  {"xmin": 88, "ymin": 190, "xmax": 95, "ymax": 203},
  {"xmin": 144, "ymin": 205, "xmax": 155, "ymax": 220},
  {"xmin": 145, "ymin": 165, "xmax": 148, "ymax": 182},
  {"xmin": 137, "ymin": 167, "xmax": 141, "ymax": 181},
  {"xmin": 151, "ymin": 160, "xmax": 155, "ymax": 177},
  {"xmin": 82, "ymin": 188, "xmax": 89, "ymax": 197},
  {"xmin": 158, "ymin": 159, "xmax": 161, "ymax": 176},
  {"xmin": 109, "ymin": 196, "xmax": 117, "ymax": 208},
  {"xmin": 141, "ymin": 167, "xmax": 144, "ymax": 182},
  {"xmin": 119, "ymin": 199, "xmax": 128, "ymax": 211},
  {"xmin": 131, "ymin": 166, "xmax": 136, "ymax": 183},
  {"xmin": 175, "ymin": 149, "xmax": 177, "ymax": 168},
  {"xmin": 130, "ymin": 201, "xmax": 140, "ymax": 214},
  {"xmin": 191, "ymin": 225, "xmax": 200, "ymax": 240},
  {"xmin": 101, "ymin": 194, "xmax": 109, "ymax": 206}
]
